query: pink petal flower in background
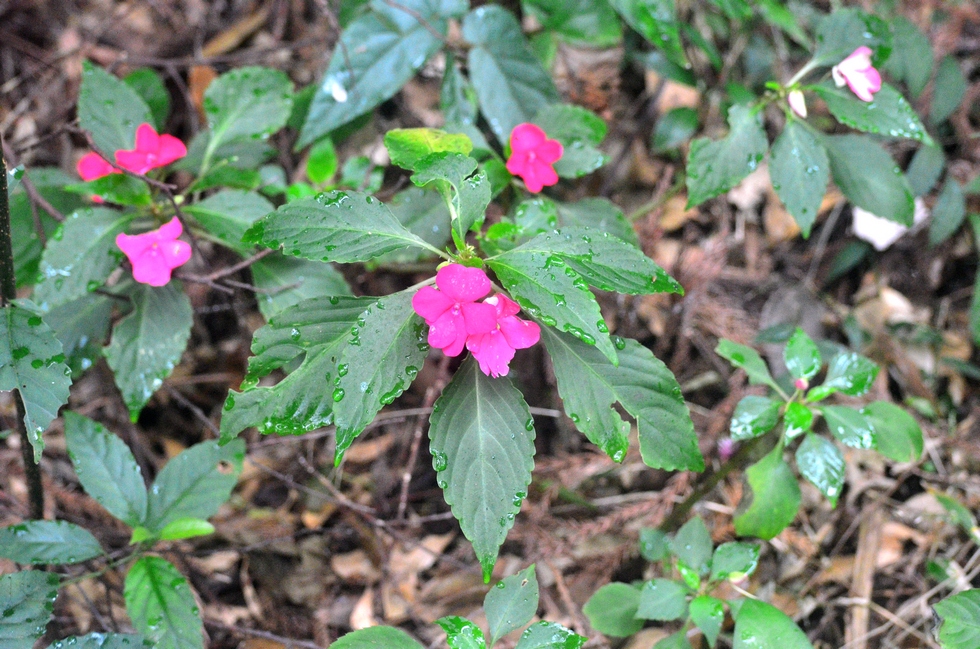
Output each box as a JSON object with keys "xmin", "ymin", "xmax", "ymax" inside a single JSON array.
[
  {"xmin": 787, "ymin": 90, "xmax": 808, "ymax": 118},
  {"xmin": 832, "ymin": 46, "xmax": 882, "ymax": 102},
  {"xmin": 76, "ymin": 152, "xmax": 118, "ymax": 181},
  {"xmin": 412, "ymin": 264, "xmax": 497, "ymax": 357},
  {"xmin": 115, "ymin": 217, "xmax": 192, "ymax": 286},
  {"xmin": 506, "ymin": 123, "xmax": 563, "ymax": 193},
  {"xmin": 466, "ymin": 294, "xmax": 541, "ymax": 378},
  {"xmin": 114, "ymin": 123, "xmax": 187, "ymax": 175}
]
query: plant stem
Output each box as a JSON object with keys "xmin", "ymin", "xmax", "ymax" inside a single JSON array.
[{"xmin": 1, "ymin": 142, "xmax": 45, "ymax": 520}]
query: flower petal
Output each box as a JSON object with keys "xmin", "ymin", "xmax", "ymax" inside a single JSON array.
[
  {"xmin": 487, "ymin": 293, "xmax": 521, "ymax": 317},
  {"xmin": 116, "ymin": 232, "xmax": 155, "ymax": 260},
  {"xmin": 133, "ymin": 123, "xmax": 160, "ymax": 153},
  {"xmin": 157, "ymin": 216, "xmax": 184, "ymax": 240},
  {"xmin": 535, "ymin": 139, "xmax": 564, "ymax": 164},
  {"xmin": 412, "ymin": 286, "xmax": 454, "ymax": 323},
  {"xmin": 427, "ymin": 310, "xmax": 461, "ymax": 350},
  {"xmin": 130, "ymin": 249, "xmax": 174, "ymax": 286},
  {"xmin": 156, "ymin": 134, "xmax": 188, "ymax": 166},
  {"xmin": 435, "ymin": 264, "xmax": 491, "ymax": 302},
  {"xmin": 499, "ymin": 316, "xmax": 540, "ymax": 350},
  {"xmin": 114, "ymin": 150, "xmax": 152, "ymax": 175},
  {"xmin": 469, "ymin": 331, "xmax": 516, "ymax": 378},
  {"xmin": 509, "ymin": 123, "xmax": 547, "ymax": 153},
  {"xmin": 77, "ymin": 153, "xmax": 116, "ymax": 181},
  {"xmin": 159, "ymin": 240, "xmax": 192, "ymax": 269},
  {"xmin": 461, "ymin": 301, "xmax": 498, "ymax": 335}
]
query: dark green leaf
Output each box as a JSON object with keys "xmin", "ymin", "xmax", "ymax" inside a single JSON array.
[
  {"xmin": 812, "ymin": 8, "xmax": 891, "ymax": 67},
  {"xmin": 813, "ymin": 82, "xmax": 931, "ymax": 144},
  {"xmin": 429, "ymin": 358, "xmax": 534, "ymax": 581},
  {"xmin": 670, "ymin": 517, "xmax": 713, "ymax": 575},
  {"xmin": 582, "ymin": 583, "xmax": 643, "ymax": 638},
  {"xmin": 689, "ymin": 596, "xmax": 724, "ymax": 647},
  {"xmin": 124, "ymin": 556, "xmax": 203, "ymax": 649},
  {"xmin": 825, "ymin": 240, "xmax": 872, "ymax": 284},
  {"xmin": 784, "ymin": 402, "xmax": 814, "ymax": 438},
  {"xmin": 730, "ymin": 396, "xmax": 781, "ymax": 441},
  {"xmin": 935, "ymin": 590, "xmax": 980, "ymax": 649},
  {"xmin": 931, "ymin": 56, "xmax": 966, "ymax": 125},
  {"xmin": 534, "ymin": 104, "xmax": 608, "ymax": 178},
  {"xmin": 541, "ymin": 328, "xmax": 702, "ymax": 470},
  {"xmin": 0, "ymin": 305, "xmax": 72, "ymax": 461},
  {"xmin": 710, "ymin": 542, "xmax": 760, "ymax": 581},
  {"xmin": 329, "ymin": 627, "xmax": 424, "ymax": 649},
  {"xmin": 64, "ymin": 411, "xmax": 147, "ymax": 527},
  {"xmin": 441, "ymin": 56, "xmax": 478, "ymax": 128},
  {"xmin": 884, "ymin": 18, "xmax": 932, "ymax": 98},
  {"xmin": 437, "ymin": 617, "xmax": 487, "ymax": 649},
  {"xmin": 463, "ymin": 5, "xmax": 561, "ymax": 142},
  {"xmin": 636, "ymin": 579, "xmax": 689, "ymax": 621},
  {"xmin": 795, "ymin": 433, "xmax": 845, "ymax": 505},
  {"xmin": 929, "ymin": 180, "xmax": 966, "ymax": 246},
  {"xmin": 0, "ymin": 571, "xmax": 59, "ymax": 649},
  {"xmin": 823, "ymin": 134, "xmax": 915, "ymax": 226},
  {"xmin": 334, "ymin": 290, "xmax": 428, "ymax": 461},
  {"xmin": 72, "ymin": 174, "xmax": 152, "ymax": 207},
  {"xmin": 784, "ymin": 328, "xmax": 822, "ymax": 380},
  {"xmin": 44, "ymin": 292, "xmax": 114, "ymax": 375},
  {"xmin": 378, "ymin": 187, "xmax": 452, "ymax": 263},
  {"xmin": 184, "ymin": 190, "xmax": 274, "ymax": 255},
  {"xmin": 203, "ymin": 66, "xmax": 292, "ymax": 159},
  {"xmin": 123, "ymin": 68, "xmax": 171, "ymax": 129},
  {"xmin": 411, "ymin": 153, "xmax": 490, "ymax": 238},
  {"xmin": 523, "ymin": 0, "xmax": 621, "ymax": 47},
  {"xmin": 514, "ymin": 622, "xmax": 587, "ymax": 649},
  {"xmin": 820, "ymin": 405, "xmax": 875, "ymax": 449},
  {"xmin": 734, "ymin": 445, "xmax": 801, "ymax": 540},
  {"xmin": 639, "ymin": 528, "xmax": 669, "ymax": 562},
  {"xmin": 0, "ymin": 520, "xmax": 102, "ymax": 564},
  {"xmin": 250, "ymin": 253, "xmax": 352, "ymax": 320},
  {"xmin": 49, "ymin": 634, "xmax": 148, "ymax": 649},
  {"xmin": 178, "ymin": 131, "xmax": 274, "ymax": 176},
  {"xmin": 385, "ymin": 128, "xmax": 473, "ymax": 171},
  {"xmin": 861, "ymin": 401, "xmax": 923, "ymax": 463},
  {"xmin": 104, "ymin": 282, "xmax": 193, "ymax": 419},
  {"xmin": 906, "ymin": 144, "xmax": 946, "ymax": 197},
  {"xmin": 78, "ymin": 61, "xmax": 153, "ymax": 155},
  {"xmin": 10, "ymin": 169, "xmax": 80, "ymax": 288},
  {"xmin": 653, "ymin": 107, "xmax": 699, "ymax": 152},
  {"xmin": 485, "ymin": 565, "xmax": 539, "ymax": 645},
  {"xmin": 188, "ymin": 166, "xmax": 262, "ymax": 193},
  {"xmin": 716, "ymin": 339, "xmax": 780, "ymax": 392},
  {"xmin": 807, "ymin": 352, "xmax": 878, "ymax": 400},
  {"xmin": 732, "ymin": 599, "xmax": 813, "ymax": 649},
  {"xmin": 686, "ymin": 105, "xmax": 768, "ymax": 207},
  {"xmin": 608, "ymin": 0, "xmax": 687, "ymax": 68},
  {"xmin": 143, "ymin": 439, "xmax": 245, "ymax": 533},
  {"xmin": 770, "ymin": 121, "xmax": 830, "ymax": 238},
  {"xmin": 555, "ymin": 198, "xmax": 639, "ymax": 247}
]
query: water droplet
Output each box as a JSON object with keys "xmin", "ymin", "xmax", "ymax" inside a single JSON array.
[{"xmin": 332, "ymin": 388, "xmax": 345, "ymax": 402}]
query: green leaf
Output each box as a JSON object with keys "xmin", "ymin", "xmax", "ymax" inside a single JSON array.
[
  {"xmin": 429, "ymin": 357, "xmax": 535, "ymax": 582},
  {"xmin": 710, "ymin": 542, "xmax": 760, "ymax": 581},
  {"xmin": 884, "ymin": 17, "xmax": 932, "ymax": 98},
  {"xmin": 44, "ymin": 292, "xmax": 114, "ymax": 375},
  {"xmin": 534, "ymin": 104, "xmax": 608, "ymax": 178},
  {"xmin": 540, "ymin": 328, "xmax": 702, "ymax": 470},
  {"xmin": 124, "ymin": 68, "xmax": 171, "ymax": 129},
  {"xmin": 769, "ymin": 122, "xmax": 830, "ymax": 238},
  {"xmin": 179, "ymin": 131, "xmax": 274, "ymax": 176},
  {"xmin": 143, "ymin": 439, "xmax": 245, "ymax": 533},
  {"xmin": 0, "ymin": 571, "xmax": 59, "ymax": 649},
  {"xmin": 379, "ymin": 187, "xmax": 452, "ymax": 263},
  {"xmin": 329, "ymin": 627, "xmax": 424, "ymax": 649},
  {"xmin": 203, "ymin": 66, "xmax": 292, "ymax": 157},
  {"xmin": 524, "ymin": 0, "xmax": 620, "ymax": 47},
  {"xmin": 78, "ymin": 61, "xmax": 153, "ymax": 155},
  {"xmin": 812, "ymin": 8, "xmax": 891, "ymax": 67},
  {"xmin": 653, "ymin": 631, "xmax": 693, "ymax": 649},
  {"xmin": 906, "ymin": 144, "xmax": 946, "ymax": 197},
  {"xmin": 608, "ymin": 0, "xmax": 687, "ymax": 68},
  {"xmin": 734, "ymin": 445, "xmax": 801, "ymax": 540},
  {"xmin": 807, "ymin": 352, "xmax": 878, "ymax": 400},
  {"xmin": 124, "ymin": 556, "xmax": 203, "ymax": 649},
  {"xmin": 686, "ymin": 105, "xmax": 768, "ymax": 208},
  {"xmin": 822, "ymin": 134, "xmax": 915, "ymax": 226},
  {"xmin": 553, "ymin": 198, "xmax": 638, "ymax": 247},
  {"xmin": 715, "ymin": 339, "xmax": 780, "ymax": 392},
  {"xmin": 385, "ymin": 128, "xmax": 473, "ymax": 171},
  {"xmin": 639, "ymin": 528, "xmax": 670, "ymax": 562},
  {"xmin": 10, "ymin": 169, "xmax": 81, "ymax": 288},
  {"xmin": 733, "ymin": 599, "xmax": 813, "ymax": 649},
  {"xmin": 931, "ymin": 56, "xmax": 967, "ymax": 125},
  {"xmin": 64, "ymin": 411, "xmax": 147, "ymax": 526},
  {"xmin": 104, "ymin": 281, "xmax": 193, "ymax": 419},
  {"xmin": 813, "ymin": 82, "xmax": 931, "ymax": 144},
  {"xmin": 636, "ymin": 579, "xmax": 689, "ymax": 621},
  {"xmin": 250, "ymin": 253, "xmax": 352, "ymax": 320},
  {"xmin": 689, "ymin": 596, "xmax": 724, "ymax": 647},
  {"xmin": 514, "ymin": 622, "xmax": 587, "ymax": 649},
  {"xmin": 730, "ymin": 395, "xmax": 781, "ymax": 441},
  {"xmin": 485, "ymin": 565, "xmax": 539, "ymax": 645},
  {"xmin": 71, "ymin": 174, "xmax": 152, "ymax": 207},
  {"xmin": 463, "ymin": 5, "xmax": 561, "ymax": 142},
  {"xmin": 411, "ymin": 153, "xmax": 490, "ymax": 239},
  {"xmin": 49, "ymin": 634, "xmax": 148, "ymax": 649},
  {"xmin": 33, "ymin": 207, "xmax": 132, "ymax": 308},
  {"xmin": 188, "ymin": 166, "xmax": 262, "ymax": 193},
  {"xmin": 0, "ymin": 305, "xmax": 72, "ymax": 461},
  {"xmin": 820, "ymin": 405, "xmax": 875, "ymax": 449},
  {"xmin": 861, "ymin": 401, "xmax": 923, "ymax": 463},
  {"xmin": 784, "ymin": 402, "xmax": 814, "ymax": 438},
  {"xmin": 929, "ymin": 180, "xmax": 966, "ymax": 246},
  {"xmin": 935, "ymin": 590, "xmax": 980, "ymax": 649},
  {"xmin": 653, "ymin": 107, "xmax": 699, "ymax": 152},
  {"xmin": 0, "ymin": 520, "xmax": 102, "ymax": 564},
  {"xmin": 670, "ymin": 517, "xmax": 713, "ymax": 575},
  {"xmin": 158, "ymin": 518, "xmax": 215, "ymax": 541},
  {"xmin": 184, "ymin": 190, "xmax": 274, "ymax": 255},
  {"xmin": 783, "ymin": 328, "xmax": 821, "ymax": 380},
  {"xmin": 795, "ymin": 433, "xmax": 845, "ymax": 505},
  {"xmin": 244, "ymin": 191, "xmax": 433, "ymax": 263},
  {"xmin": 582, "ymin": 583, "xmax": 643, "ymax": 638},
  {"xmin": 441, "ymin": 56, "xmax": 479, "ymax": 128},
  {"xmin": 333, "ymin": 290, "xmax": 427, "ymax": 461},
  {"xmin": 306, "ymin": 137, "xmax": 338, "ymax": 184},
  {"xmin": 436, "ymin": 617, "xmax": 487, "ymax": 649}
]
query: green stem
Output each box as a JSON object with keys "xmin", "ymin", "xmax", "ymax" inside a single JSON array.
[{"xmin": 787, "ymin": 59, "xmax": 820, "ymax": 88}]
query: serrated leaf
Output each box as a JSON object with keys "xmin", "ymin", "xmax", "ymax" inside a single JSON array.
[
  {"xmin": 686, "ymin": 105, "xmax": 768, "ymax": 207},
  {"xmin": 541, "ymin": 328, "xmax": 702, "ymax": 470},
  {"xmin": 931, "ymin": 56, "xmax": 966, "ymax": 125},
  {"xmin": 202, "ymin": 67, "xmax": 292, "ymax": 161},
  {"xmin": 885, "ymin": 18, "xmax": 932, "ymax": 98},
  {"xmin": 554, "ymin": 198, "xmax": 639, "ymax": 247},
  {"xmin": 411, "ymin": 152, "xmax": 490, "ymax": 238},
  {"xmin": 64, "ymin": 411, "xmax": 147, "ymax": 526},
  {"xmin": 143, "ymin": 439, "xmax": 245, "ymax": 533},
  {"xmin": 0, "ymin": 520, "xmax": 102, "ymax": 564},
  {"xmin": 524, "ymin": 0, "xmax": 620, "ymax": 47},
  {"xmin": 124, "ymin": 556, "xmax": 203, "ymax": 649},
  {"xmin": 784, "ymin": 402, "xmax": 814, "ymax": 438},
  {"xmin": 328, "ymin": 627, "xmax": 424, "ymax": 649},
  {"xmin": 385, "ymin": 128, "xmax": 473, "ymax": 171},
  {"xmin": 33, "ymin": 207, "xmax": 132, "ymax": 308},
  {"xmin": 710, "ymin": 542, "xmax": 760, "ymax": 581},
  {"xmin": 730, "ymin": 396, "xmax": 781, "ymax": 441},
  {"xmin": 670, "ymin": 517, "xmax": 713, "ymax": 575},
  {"xmin": 906, "ymin": 144, "xmax": 946, "ymax": 197},
  {"xmin": 485, "ymin": 565, "xmax": 539, "ymax": 645},
  {"xmin": 734, "ymin": 445, "xmax": 800, "ymax": 540},
  {"xmin": 183, "ymin": 190, "xmax": 274, "ymax": 255},
  {"xmin": 0, "ymin": 571, "xmax": 59, "ymax": 649},
  {"xmin": 104, "ymin": 282, "xmax": 192, "ymax": 419},
  {"xmin": 929, "ymin": 180, "xmax": 966, "ymax": 246},
  {"xmin": 244, "ymin": 191, "xmax": 433, "ymax": 263},
  {"xmin": 0, "ymin": 305, "xmax": 72, "ymax": 461},
  {"xmin": 608, "ymin": 0, "xmax": 687, "ymax": 68},
  {"xmin": 812, "ymin": 8, "xmax": 891, "ymax": 67},
  {"xmin": 78, "ymin": 61, "xmax": 153, "ymax": 155},
  {"xmin": 534, "ymin": 104, "xmax": 608, "ymax": 178},
  {"xmin": 379, "ymin": 186, "xmax": 453, "ymax": 263},
  {"xmin": 935, "ymin": 589, "xmax": 980, "ymax": 649},
  {"xmin": 653, "ymin": 107, "xmax": 699, "ymax": 152},
  {"xmin": 44, "ymin": 292, "xmax": 114, "ymax": 375},
  {"xmin": 770, "ymin": 122, "xmax": 830, "ymax": 238},
  {"xmin": 795, "ymin": 433, "xmax": 845, "ymax": 505},
  {"xmin": 250, "ymin": 253, "xmax": 352, "ymax": 320},
  {"xmin": 823, "ymin": 134, "xmax": 915, "ymax": 226},
  {"xmin": 49, "ymin": 634, "xmax": 148, "ymax": 649},
  {"xmin": 437, "ymin": 617, "xmax": 487, "ymax": 649},
  {"xmin": 807, "ymin": 352, "xmax": 878, "ymax": 400},
  {"xmin": 332, "ymin": 291, "xmax": 427, "ymax": 460},
  {"xmin": 463, "ymin": 5, "xmax": 561, "ymax": 142},
  {"xmin": 636, "ymin": 579, "xmax": 689, "ymax": 621},
  {"xmin": 861, "ymin": 401, "xmax": 923, "ymax": 463},
  {"xmin": 429, "ymin": 357, "xmax": 535, "ymax": 581},
  {"xmin": 783, "ymin": 328, "xmax": 822, "ymax": 380},
  {"xmin": 124, "ymin": 68, "xmax": 171, "ymax": 130},
  {"xmin": 814, "ymin": 82, "xmax": 931, "ymax": 144},
  {"xmin": 582, "ymin": 583, "xmax": 643, "ymax": 638},
  {"xmin": 820, "ymin": 405, "xmax": 875, "ymax": 449},
  {"xmin": 178, "ymin": 131, "xmax": 274, "ymax": 176},
  {"xmin": 715, "ymin": 339, "xmax": 780, "ymax": 392},
  {"xmin": 514, "ymin": 622, "xmax": 586, "ymax": 649},
  {"xmin": 689, "ymin": 596, "xmax": 724, "ymax": 646}
]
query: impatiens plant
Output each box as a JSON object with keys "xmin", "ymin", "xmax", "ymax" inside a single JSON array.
[{"xmin": 115, "ymin": 217, "xmax": 192, "ymax": 287}]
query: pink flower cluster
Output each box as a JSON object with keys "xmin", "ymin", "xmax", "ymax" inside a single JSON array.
[
  {"xmin": 832, "ymin": 46, "xmax": 882, "ymax": 102},
  {"xmin": 77, "ymin": 123, "xmax": 187, "ymax": 187},
  {"xmin": 412, "ymin": 264, "xmax": 541, "ymax": 378},
  {"xmin": 506, "ymin": 123, "xmax": 563, "ymax": 193},
  {"xmin": 116, "ymin": 217, "xmax": 192, "ymax": 287}
]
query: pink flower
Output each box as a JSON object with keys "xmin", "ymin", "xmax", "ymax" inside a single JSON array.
[
  {"xmin": 832, "ymin": 46, "xmax": 882, "ymax": 102},
  {"xmin": 412, "ymin": 264, "xmax": 498, "ymax": 357},
  {"xmin": 115, "ymin": 217, "xmax": 192, "ymax": 286},
  {"xmin": 466, "ymin": 294, "xmax": 541, "ymax": 378},
  {"xmin": 76, "ymin": 153, "xmax": 119, "ymax": 181},
  {"xmin": 787, "ymin": 90, "xmax": 807, "ymax": 118},
  {"xmin": 114, "ymin": 123, "xmax": 187, "ymax": 175},
  {"xmin": 505, "ymin": 123, "xmax": 563, "ymax": 193}
]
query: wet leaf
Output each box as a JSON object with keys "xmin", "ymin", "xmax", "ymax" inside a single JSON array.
[
  {"xmin": 636, "ymin": 579, "xmax": 688, "ymax": 621},
  {"xmin": 0, "ymin": 571, "xmax": 59, "ymax": 649},
  {"xmin": 78, "ymin": 61, "xmax": 153, "ymax": 155},
  {"xmin": 734, "ymin": 445, "xmax": 800, "ymax": 540},
  {"xmin": 934, "ymin": 589, "xmax": 980, "ymax": 649},
  {"xmin": 686, "ymin": 105, "xmax": 768, "ymax": 207},
  {"xmin": 795, "ymin": 433, "xmax": 845, "ymax": 505},
  {"xmin": 583, "ymin": 583, "xmax": 643, "ymax": 637},
  {"xmin": 770, "ymin": 122, "xmax": 830, "ymax": 238},
  {"xmin": 485, "ymin": 565, "xmax": 538, "ymax": 644},
  {"xmin": 861, "ymin": 401, "xmax": 923, "ymax": 463},
  {"xmin": 823, "ymin": 134, "xmax": 915, "ymax": 226},
  {"xmin": 730, "ymin": 396, "xmax": 781, "ymax": 441},
  {"xmin": 732, "ymin": 598, "xmax": 813, "ymax": 649},
  {"xmin": 0, "ymin": 520, "xmax": 102, "ymax": 564},
  {"xmin": 125, "ymin": 556, "xmax": 203, "ymax": 649},
  {"xmin": 710, "ymin": 542, "xmax": 760, "ymax": 581},
  {"xmin": 813, "ymin": 82, "xmax": 931, "ymax": 144},
  {"xmin": 183, "ymin": 190, "xmax": 274, "ymax": 255}
]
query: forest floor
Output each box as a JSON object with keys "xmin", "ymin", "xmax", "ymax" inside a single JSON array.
[{"xmin": 1, "ymin": 1, "xmax": 979, "ymax": 648}]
